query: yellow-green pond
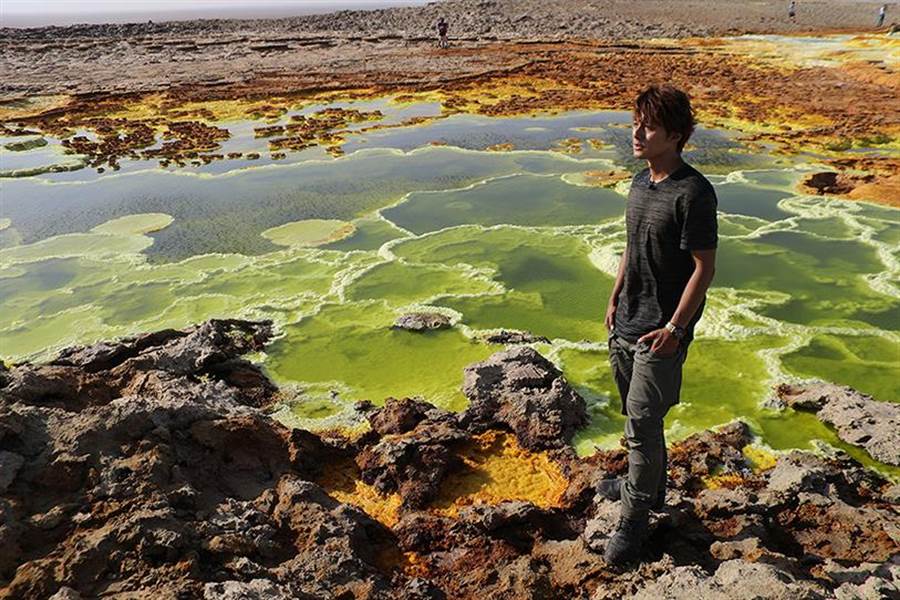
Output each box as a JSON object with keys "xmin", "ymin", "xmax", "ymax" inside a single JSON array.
[{"xmin": 1, "ymin": 99, "xmax": 898, "ymax": 477}]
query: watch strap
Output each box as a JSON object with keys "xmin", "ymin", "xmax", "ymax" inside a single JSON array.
[{"xmin": 665, "ymin": 321, "xmax": 686, "ymax": 339}]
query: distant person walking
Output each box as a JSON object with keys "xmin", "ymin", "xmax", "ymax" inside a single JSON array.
[
  {"xmin": 437, "ymin": 17, "xmax": 449, "ymax": 48},
  {"xmin": 878, "ymin": 4, "xmax": 887, "ymax": 27},
  {"xmin": 788, "ymin": 0, "xmax": 797, "ymax": 20}
]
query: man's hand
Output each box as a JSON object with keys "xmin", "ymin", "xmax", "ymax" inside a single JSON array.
[
  {"xmin": 604, "ymin": 302, "xmax": 617, "ymax": 332},
  {"xmin": 638, "ymin": 328, "xmax": 679, "ymax": 356}
]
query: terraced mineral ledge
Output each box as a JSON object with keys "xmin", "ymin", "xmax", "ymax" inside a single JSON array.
[
  {"xmin": 1, "ymin": 3, "xmax": 899, "ymax": 202},
  {"xmin": 1, "ymin": 320, "xmax": 898, "ymax": 599}
]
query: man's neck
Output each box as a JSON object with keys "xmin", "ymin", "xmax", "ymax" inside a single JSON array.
[{"xmin": 646, "ymin": 153, "xmax": 685, "ymax": 184}]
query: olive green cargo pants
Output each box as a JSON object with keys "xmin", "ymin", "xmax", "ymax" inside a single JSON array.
[{"xmin": 607, "ymin": 332, "xmax": 689, "ymax": 519}]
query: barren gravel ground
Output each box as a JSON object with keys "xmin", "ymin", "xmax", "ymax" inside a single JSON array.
[{"xmin": 0, "ymin": 0, "xmax": 894, "ymax": 99}]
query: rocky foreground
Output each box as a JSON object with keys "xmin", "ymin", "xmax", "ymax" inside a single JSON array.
[{"xmin": 1, "ymin": 320, "xmax": 898, "ymax": 599}]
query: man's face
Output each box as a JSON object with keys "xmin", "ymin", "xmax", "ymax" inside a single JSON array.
[{"xmin": 632, "ymin": 114, "xmax": 681, "ymax": 159}]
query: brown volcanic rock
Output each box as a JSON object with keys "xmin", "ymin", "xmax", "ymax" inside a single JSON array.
[
  {"xmin": 267, "ymin": 476, "xmax": 399, "ymax": 597},
  {"xmin": 778, "ymin": 492, "xmax": 899, "ymax": 563},
  {"xmin": 762, "ymin": 452, "xmax": 899, "ymax": 565},
  {"xmin": 778, "ymin": 382, "xmax": 900, "ymax": 466},
  {"xmin": 392, "ymin": 312, "xmax": 452, "ymax": 332},
  {"xmin": 0, "ymin": 320, "xmax": 396, "ymax": 599},
  {"xmin": 356, "ymin": 398, "xmax": 469, "ymax": 508},
  {"xmin": 799, "ymin": 160, "xmax": 900, "ymax": 208},
  {"xmin": 481, "ymin": 329, "xmax": 551, "ymax": 345},
  {"xmin": 801, "ymin": 171, "xmax": 861, "ymax": 196},
  {"xmin": 367, "ymin": 396, "xmax": 446, "ymax": 436},
  {"xmin": 459, "ymin": 346, "xmax": 587, "ymax": 450},
  {"xmin": 57, "ymin": 118, "xmax": 231, "ymax": 171},
  {"xmin": 2, "ymin": 320, "xmax": 277, "ymax": 410},
  {"xmin": 2, "ymin": 322, "xmax": 900, "ymax": 599},
  {"xmin": 630, "ymin": 560, "xmax": 829, "ymax": 600},
  {"xmin": 667, "ymin": 420, "xmax": 755, "ymax": 492},
  {"xmin": 580, "ymin": 422, "xmax": 900, "ymax": 595}
]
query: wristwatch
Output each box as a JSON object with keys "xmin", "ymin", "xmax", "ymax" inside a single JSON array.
[{"xmin": 664, "ymin": 321, "xmax": 686, "ymax": 340}]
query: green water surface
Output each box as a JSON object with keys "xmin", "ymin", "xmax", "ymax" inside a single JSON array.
[{"xmin": 1, "ymin": 96, "xmax": 898, "ymax": 478}]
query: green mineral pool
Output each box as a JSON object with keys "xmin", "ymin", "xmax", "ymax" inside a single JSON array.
[{"xmin": 1, "ymin": 100, "xmax": 897, "ymax": 478}]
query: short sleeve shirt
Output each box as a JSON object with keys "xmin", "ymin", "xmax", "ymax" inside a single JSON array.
[{"xmin": 613, "ymin": 163, "xmax": 718, "ymax": 343}]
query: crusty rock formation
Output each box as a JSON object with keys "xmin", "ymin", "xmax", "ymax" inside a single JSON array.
[
  {"xmin": 357, "ymin": 398, "xmax": 469, "ymax": 508},
  {"xmin": 629, "ymin": 560, "xmax": 827, "ymax": 600},
  {"xmin": 800, "ymin": 171, "xmax": 861, "ymax": 196},
  {"xmin": 460, "ymin": 346, "xmax": 588, "ymax": 450},
  {"xmin": 481, "ymin": 330, "xmax": 551, "ymax": 345},
  {"xmin": 392, "ymin": 312, "xmax": 453, "ymax": 332},
  {"xmin": 778, "ymin": 382, "xmax": 900, "ymax": 466},
  {"xmin": 0, "ymin": 320, "xmax": 395, "ymax": 599},
  {"xmin": 576, "ymin": 423, "xmax": 899, "ymax": 599},
  {"xmin": 1, "ymin": 322, "xmax": 898, "ymax": 599}
]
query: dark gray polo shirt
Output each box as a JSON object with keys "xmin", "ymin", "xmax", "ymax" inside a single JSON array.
[{"xmin": 613, "ymin": 163, "xmax": 718, "ymax": 343}]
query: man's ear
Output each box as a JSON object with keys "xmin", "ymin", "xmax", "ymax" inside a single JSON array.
[{"xmin": 668, "ymin": 130, "xmax": 683, "ymax": 147}]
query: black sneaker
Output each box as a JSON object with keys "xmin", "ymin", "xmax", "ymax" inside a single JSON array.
[
  {"xmin": 603, "ymin": 515, "xmax": 648, "ymax": 566},
  {"xmin": 595, "ymin": 478, "xmax": 665, "ymax": 510}
]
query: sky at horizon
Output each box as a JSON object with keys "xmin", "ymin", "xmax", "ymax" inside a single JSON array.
[{"xmin": 1, "ymin": 0, "xmax": 433, "ymax": 27}]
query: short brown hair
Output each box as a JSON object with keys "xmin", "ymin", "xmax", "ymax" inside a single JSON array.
[{"xmin": 634, "ymin": 85, "xmax": 696, "ymax": 152}]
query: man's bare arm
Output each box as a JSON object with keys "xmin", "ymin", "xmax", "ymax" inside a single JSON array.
[
  {"xmin": 670, "ymin": 249, "xmax": 717, "ymax": 329},
  {"xmin": 639, "ymin": 248, "xmax": 716, "ymax": 352}
]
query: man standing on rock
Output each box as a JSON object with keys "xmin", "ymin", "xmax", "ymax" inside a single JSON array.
[{"xmin": 600, "ymin": 85, "xmax": 718, "ymax": 566}]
